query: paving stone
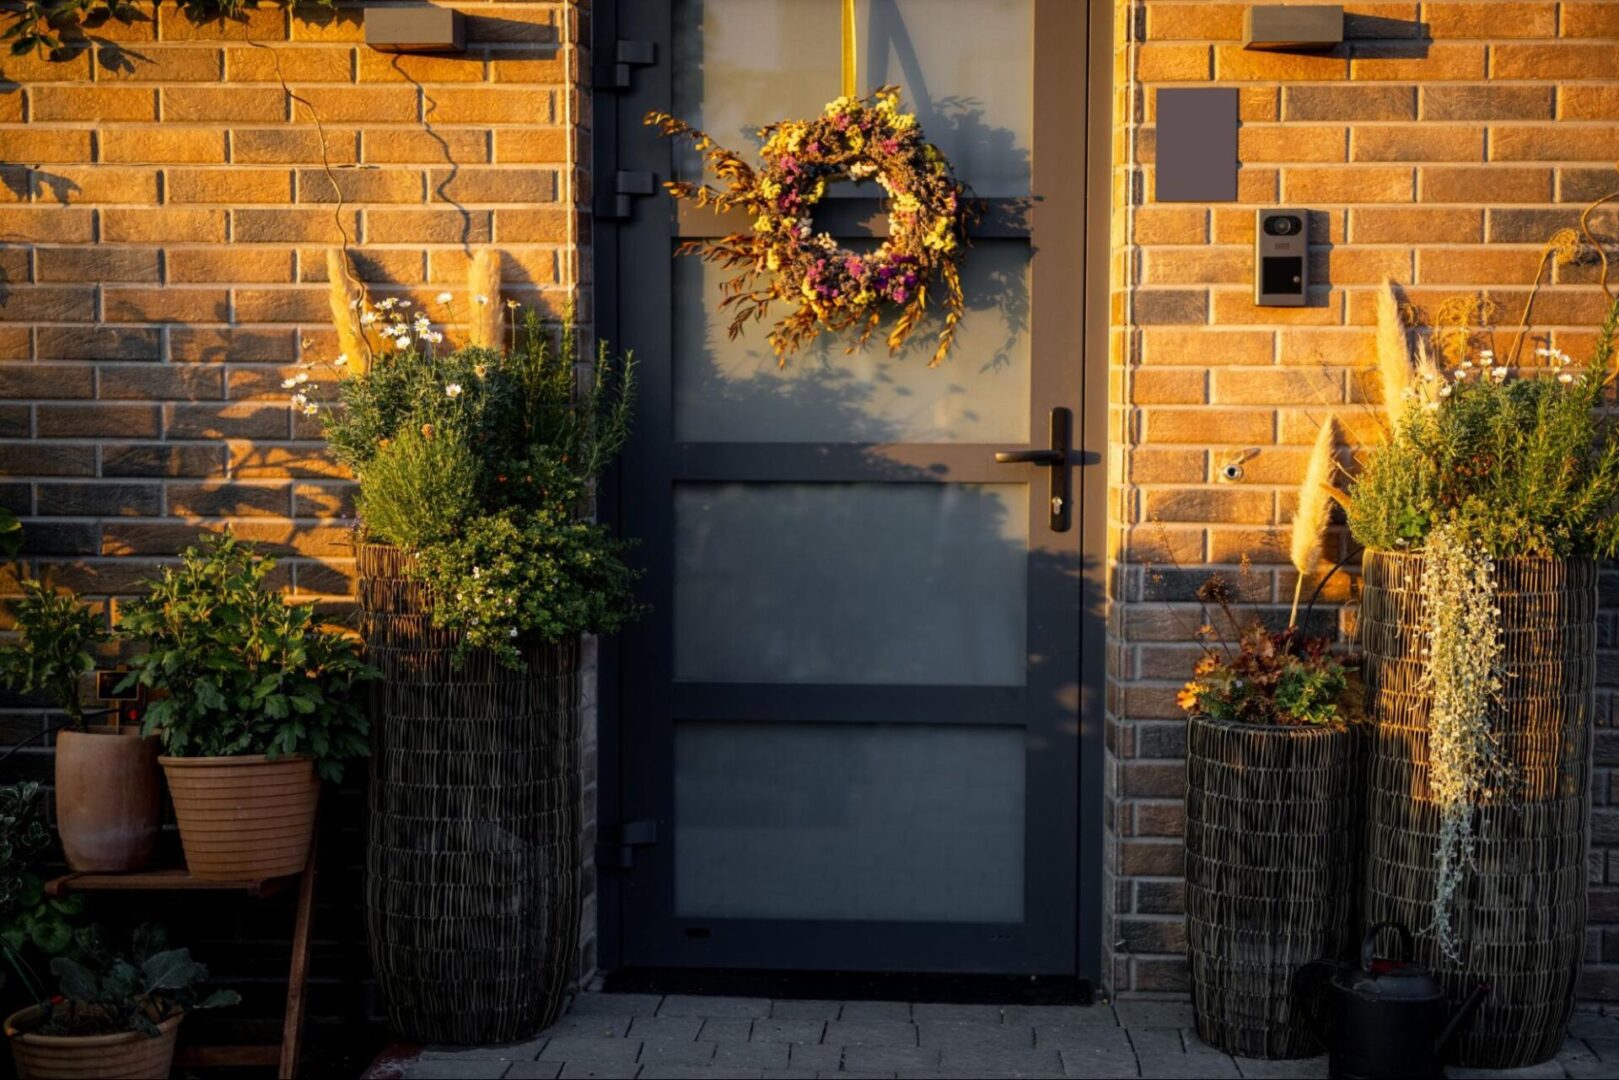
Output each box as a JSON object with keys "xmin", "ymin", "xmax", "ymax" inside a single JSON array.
[
  {"xmin": 628, "ymin": 1016, "xmax": 705, "ymax": 1042},
  {"xmin": 838, "ymin": 1000, "xmax": 914, "ymax": 1022},
  {"xmin": 504, "ymin": 1065, "xmax": 563, "ymax": 1080},
  {"xmin": 699, "ymin": 1018, "xmax": 755, "ymax": 1043},
  {"xmin": 1566, "ymin": 1063, "xmax": 1619, "ymax": 1079},
  {"xmin": 658, "ymin": 995, "xmax": 771, "ymax": 1019},
  {"xmin": 751, "ymin": 1019, "xmax": 827, "ymax": 1044},
  {"xmin": 1446, "ymin": 1065, "xmax": 1565, "ymax": 1079},
  {"xmin": 757, "ymin": 1072, "xmax": 820, "ymax": 1080},
  {"xmin": 404, "ymin": 1061, "xmax": 512, "ymax": 1080},
  {"xmin": 824, "ymin": 1019, "xmax": 920, "ymax": 1047},
  {"xmin": 568, "ymin": 993, "xmax": 664, "ymax": 1019},
  {"xmin": 1558, "ymin": 1037, "xmax": 1599, "ymax": 1064},
  {"xmin": 557, "ymin": 1068, "xmax": 639, "ymax": 1080},
  {"xmin": 637, "ymin": 1039, "xmax": 718, "ymax": 1067},
  {"xmin": 1586, "ymin": 1036, "xmax": 1619, "ymax": 1061},
  {"xmin": 912, "ymin": 1002, "xmax": 1005, "ymax": 1024},
  {"xmin": 921, "ymin": 1021, "xmax": 1036, "ymax": 1050},
  {"xmin": 638, "ymin": 1069, "xmax": 761, "ymax": 1079},
  {"xmin": 1113, "ymin": 1001, "xmax": 1196, "ymax": 1029},
  {"xmin": 769, "ymin": 999, "xmax": 842, "ymax": 1021},
  {"xmin": 938, "ymin": 1045, "xmax": 1066, "ymax": 1073},
  {"xmin": 1135, "ymin": 1032, "xmax": 1240, "ymax": 1080},
  {"xmin": 1235, "ymin": 1055, "xmax": 1328, "ymax": 1078},
  {"xmin": 541, "ymin": 1015, "xmax": 632, "ymax": 1039},
  {"xmin": 786, "ymin": 1043, "xmax": 842, "ymax": 1070},
  {"xmin": 712, "ymin": 1041, "xmax": 793, "ymax": 1069},
  {"xmin": 1058, "ymin": 1045, "xmax": 1142, "ymax": 1079},
  {"xmin": 1038, "ymin": 1024, "xmax": 1136, "ymax": 1052},
  {"xmin": 539, "ymin": 1037, "xmax": 642, "ymax": 1066},
  {"xmin": 840, "ymin": 1043, "xmax": 943, "ymax": 1072},
  {"xmin": 1005, "ymin": 1005, "xmax": 1116, "ymax": 1026},
  {"xmin": 1569, "ymin": 1013, "xmax": 1619, "ymax": 1040},
  {"xmin": 420, "ymin": 1038, "xmax": 548, "ymax": 1061}
]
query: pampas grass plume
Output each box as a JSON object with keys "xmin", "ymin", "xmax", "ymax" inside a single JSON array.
[
  {"xmin": 326, "ymin": 248, "xmax": 368, "ymax": 373},
  {"xmin": 467, "ymin": 249, "xmax": 503, "ymax": 349},
  {"xmin": 1289, "ymin": 413, "xmax": 1339, "ymax": 627},
  {"xmin": 1376, "ymin": 277, "xmax": 1412, "ymax": 423}
]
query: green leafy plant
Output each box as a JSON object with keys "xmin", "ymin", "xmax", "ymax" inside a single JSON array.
[
  {"xmin": 313, "ymin": 288, "xmax": 642, "ymax": 670},
  {"xmin": 115, "ymin": 533, "xmax": 375, "ymax": 782},
  {"xmin": 3, "ymin": 0, "xmax": 333, "ymax": 59},
  {"xmin": 29, "ymin": 924, "xmax": 239, "ymax": 1038},
  {"xmin": 1349, "ymin": 300, "xmax": 1619, "ymax": 558},
  {"xmin": 0, "ymin": 506, "xmax": 20, "ymax": 558},
  {"xmin": 0, "ymin": 579, "xmax": 104, "ymax": 729},
  {"xmin": 0, "ymin": 783, "xmax": 85, "ymax": 997},
  {"xmin": 1176, "ymin": 575, "xmax": 1361, "ymax": 728}
]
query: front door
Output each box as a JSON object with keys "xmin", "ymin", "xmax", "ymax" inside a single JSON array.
[{"xmin": 598, "ymin": 0, "xmax": 1098, "ymax": 976}]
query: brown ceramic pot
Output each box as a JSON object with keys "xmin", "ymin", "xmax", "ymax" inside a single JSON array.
[
  {"xmin": 53, "ymin": 726, "xmax": 161, "ymax": 873},
  {"xmin": 5, "ymin": 1005, "xmax": 182, "ymax": 1080},
  {"xmin": 160, "ymin": 754, "xmax": 318, "ymax": 881}
]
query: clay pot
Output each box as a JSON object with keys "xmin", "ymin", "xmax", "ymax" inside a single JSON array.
[
  {"xmin": 5, "ymin": 1005, "xmax": 182, "ymax": 1080},
  {"xmin": 160, "ymin": 755, "xmax": 318, "ymax": 881},
  {"xmin": 53, "ymin": 726, "xmax": 161, "ymax": 873}
]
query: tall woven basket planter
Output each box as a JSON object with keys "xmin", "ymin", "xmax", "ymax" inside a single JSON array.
[
  {"xmin": 1185, "ymin": 714, "xmax": 1365, "ymax": 1058},
  {"xmin": 357, "ymin": 542, "xmax": 584, "ymax": 1045},
  {"xmin": 1361, "ymin": 550, "xmax": 1595, "ymax": 1069}
]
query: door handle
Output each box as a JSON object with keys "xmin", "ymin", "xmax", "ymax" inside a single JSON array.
[{"xmin": 994, "ymin": 407, "xmax": 1071, "ymax": 532}]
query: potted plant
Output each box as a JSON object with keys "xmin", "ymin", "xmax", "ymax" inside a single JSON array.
[
  {"xmin": 1342, "ymin": 288, "xmax": 1619, "ymax": 1067},
  {"xmin": 1176, "ymin": 556, "xmax": 1366, "ymax": 1059},
  {"xmin": 310, "ymin": 250, "xmax": 640, "ymax": 1042},
  {"xmin": 115, "ymin": 534, "xmax": 374, "ymax": 881},
  {"xmin": 1, "ymin": 783, "xmax": 85, "ymax": 993},
  {"xmin": 5, "ymin": 924, "xmax": 238, "ymax": 1080},
  {"xmin": 0, "ymin": 581, "xmax": 158, "ymax": 873}
]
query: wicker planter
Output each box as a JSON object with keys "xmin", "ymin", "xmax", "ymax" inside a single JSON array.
[
  {"xmin": 357, "ymin": 542, "xmax": 583, "ymax": 1045},
  {"xmin": 1185, "ymin": 713, "xmax": 1365, "ymax": 1059},
  {"xmin": 5, "ymin": 1006, "xmax": 182, "ymax": 1080},
  {"xmin": 1361, "ymin": 550, "xmax": 1595, "ymax": 1069},
  {"xmin": 161, "ymin": 754, "xmax": 318, "ymax": 880}
]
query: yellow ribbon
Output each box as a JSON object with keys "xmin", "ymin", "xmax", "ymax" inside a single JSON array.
[{"xmin": 841, "ymin": 0, "xmax": 857, "ymax": 98}]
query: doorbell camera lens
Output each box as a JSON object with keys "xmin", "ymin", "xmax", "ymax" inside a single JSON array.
[{"xmin": 1264, "ymin": 215, "xmax": 1302, "ymax": 237}]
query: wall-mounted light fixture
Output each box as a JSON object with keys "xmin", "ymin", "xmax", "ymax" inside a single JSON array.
[
  {"xmin": 1243, "ymin": 5, "xmax": 1344, "ymax": 51},
  {"xmin": 364, "ymin": 4, "xmax": 465, "ymax": 53}
]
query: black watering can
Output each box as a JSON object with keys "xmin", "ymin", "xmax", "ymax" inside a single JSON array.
[{"xmin": 1296, "ymin": 922, "xmax": 1489, "ymax": 1080}]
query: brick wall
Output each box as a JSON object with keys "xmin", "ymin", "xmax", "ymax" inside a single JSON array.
[
  {"xmin": 0, "ymin": 0, "xmax": 599, "ymax": 1016},
  {"xmin": 1105, "ymin": 0, "xmax": 1619, "ymax": 998}
]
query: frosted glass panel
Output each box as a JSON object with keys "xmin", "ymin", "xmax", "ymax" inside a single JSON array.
[
  {"xmin": 672, "ymin": 0, "xmax": 1033, "ymax": 197},
  {"xmin": 675, "ymin": 721, "xmax": 1025, "ymax": 921},
  {"xmin": 674, "ymin": 242, "xmax": 1030, "ymax": 444},
  {"xmin": 675, "ymin": 483, "xmax": 1027, "ymax": 685}
]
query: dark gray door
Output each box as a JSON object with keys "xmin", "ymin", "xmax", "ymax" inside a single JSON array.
[{"xmin": 597, "ymin": 0, "xmax": 1095, "ymax": 975}]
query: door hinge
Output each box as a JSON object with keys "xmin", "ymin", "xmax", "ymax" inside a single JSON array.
[
  {"xmin": 597, "ymin": 819, "xmax": 657, "ymax": 870},
  {"xmin": 600, "ymin": 170, "xmax": 657, "ymax": 221},
  {"xmin": 599, "ymin": 39, "xmax": 656, "ymax": 91}
]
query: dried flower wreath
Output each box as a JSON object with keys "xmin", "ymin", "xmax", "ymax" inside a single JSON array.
[{"xmin": 645, "ymin": 87, "xmax": 979, "ymax": 366}]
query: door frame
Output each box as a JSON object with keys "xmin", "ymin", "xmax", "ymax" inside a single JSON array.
[{"xmin": 591, "ymin": 0, "xmax": 1113, "ymax": 988}]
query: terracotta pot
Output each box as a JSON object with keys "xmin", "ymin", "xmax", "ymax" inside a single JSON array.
[
  {"xmin": 53, "ymin": 726, "xmax": 161, "ymax": 873},
  {"xmin": 160, "ymin": 755, "xmax": 318, "ymax": 880},
  {"xmin": 5, "ymin": 1005, "xmax": 182, "ymax": 1080}
]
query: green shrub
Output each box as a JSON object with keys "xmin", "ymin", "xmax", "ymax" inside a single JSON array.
[
  {"xmin": 354, "ymin": 425, "xmax": 480, "ymax": 550},
  {"xmin": 0, "ymin": 782, "xmax": 85, "ymax": 998},
  {"xmin": 35, "ymin": 924, "xmax": 238, "ymax": 1038},
  {"xmin": 0, "ymin": 580, "xmax": 103, "ymax": 729},
  {"xmin": 115, "ymin": 534, "xmax": 375, "ymax": 782},
  {"xmin": 1349, "ymin": 300, "xmax": 1619, "ymax": 557}
]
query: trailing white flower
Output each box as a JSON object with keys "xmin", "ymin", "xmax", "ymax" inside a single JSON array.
[{"xmin": 1420, "ymin": 520, "xmax": 1510, "ymax": 961}]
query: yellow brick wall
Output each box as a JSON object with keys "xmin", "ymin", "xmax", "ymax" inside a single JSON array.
[
  {"xmin": 1107, "ymin": 0, "xmax": 1619, "ymax": 997},
  {"xmin": 0, "ymin": 0, "xmax": 596, "ymax": 984}
]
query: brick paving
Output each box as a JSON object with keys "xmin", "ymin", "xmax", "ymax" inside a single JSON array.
[{"xmin": 385, "ymin": 993, "xmax": 1619, "ymax": 1079}]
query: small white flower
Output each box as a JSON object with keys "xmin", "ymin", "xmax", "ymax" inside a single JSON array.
[
  {"xmin": 445, "ymin": 382, "xmax": 463, "ymax": 398},
  {"xmin": 1559, "ymin": 372, "xmax": 1574, "ymax": 383},
  {"xmin": 379, "ymin": 297, "xmax": 397, "ymax": 310},
  {"xmin": 302, "ymin": 402, "xmax": 319, "ymax": 416},
  {"xmin": 359, "ymin": 311, "xmax": 377, "ymax": 325},
  {"xmin": 475, "ymin": 294, "xmax": 490, "ymax": 306},
  {"xmin": 425, "ymin": 331, "xmax": 444, "ymax": 344},
  {"xmin": 399, "ymin": 300, "xmax": 412, "ymax": 309},
  {"xmin": 334, "ymin": 354, "xmax": 349, "ymax": 367},
  {"xmin": 508, "ymin": 627, "xmax": 518, "ymax": 638},
  {"xmin": 282, "ymin": 377, "xmax": 299, "ymax": 389},
  {"xmin": 295, "ymin": 372, "xmax": 310, "ymax": 384},
  {"xmin": 291, "ymin": 392, "xmax": 307, "ymax": 407},
  {"xmin": 436, "ymin": 291, "xmax": 453, "ymax": 304},
  {"xmin": 1439, "ymin": 385, "xmax": 1453, "ymax": 397},
  {"xmin": 1492, "ymin": 366, "xmax": 1508, "ymax": 380},
  {"xmin": 1479, "ymin": 349, "xmax": 1494, "ymax": 359}
]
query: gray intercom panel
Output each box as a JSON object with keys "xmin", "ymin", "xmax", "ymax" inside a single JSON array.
[{"xmin": 1255, "ymin": 208, "xmax": 1309, "ymax": 307}]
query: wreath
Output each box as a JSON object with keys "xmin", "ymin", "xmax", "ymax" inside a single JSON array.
[{"xmin": 646, "ymin": 87, "xmax": 978, "ymax": 366}]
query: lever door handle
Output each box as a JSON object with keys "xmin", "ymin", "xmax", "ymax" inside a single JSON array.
[
  {"xmin": 994, "ymin": 448, "xmax": 1065, "ymax": 465},
  {"xmin": 993, "ymin": 407, "xmax": 1072, "ymax": 532}
]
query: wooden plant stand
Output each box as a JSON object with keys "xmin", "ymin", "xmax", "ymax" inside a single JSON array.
[{"xmin": 44, "ymin": 839, "xmax": 317, "ymax": 1080}]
